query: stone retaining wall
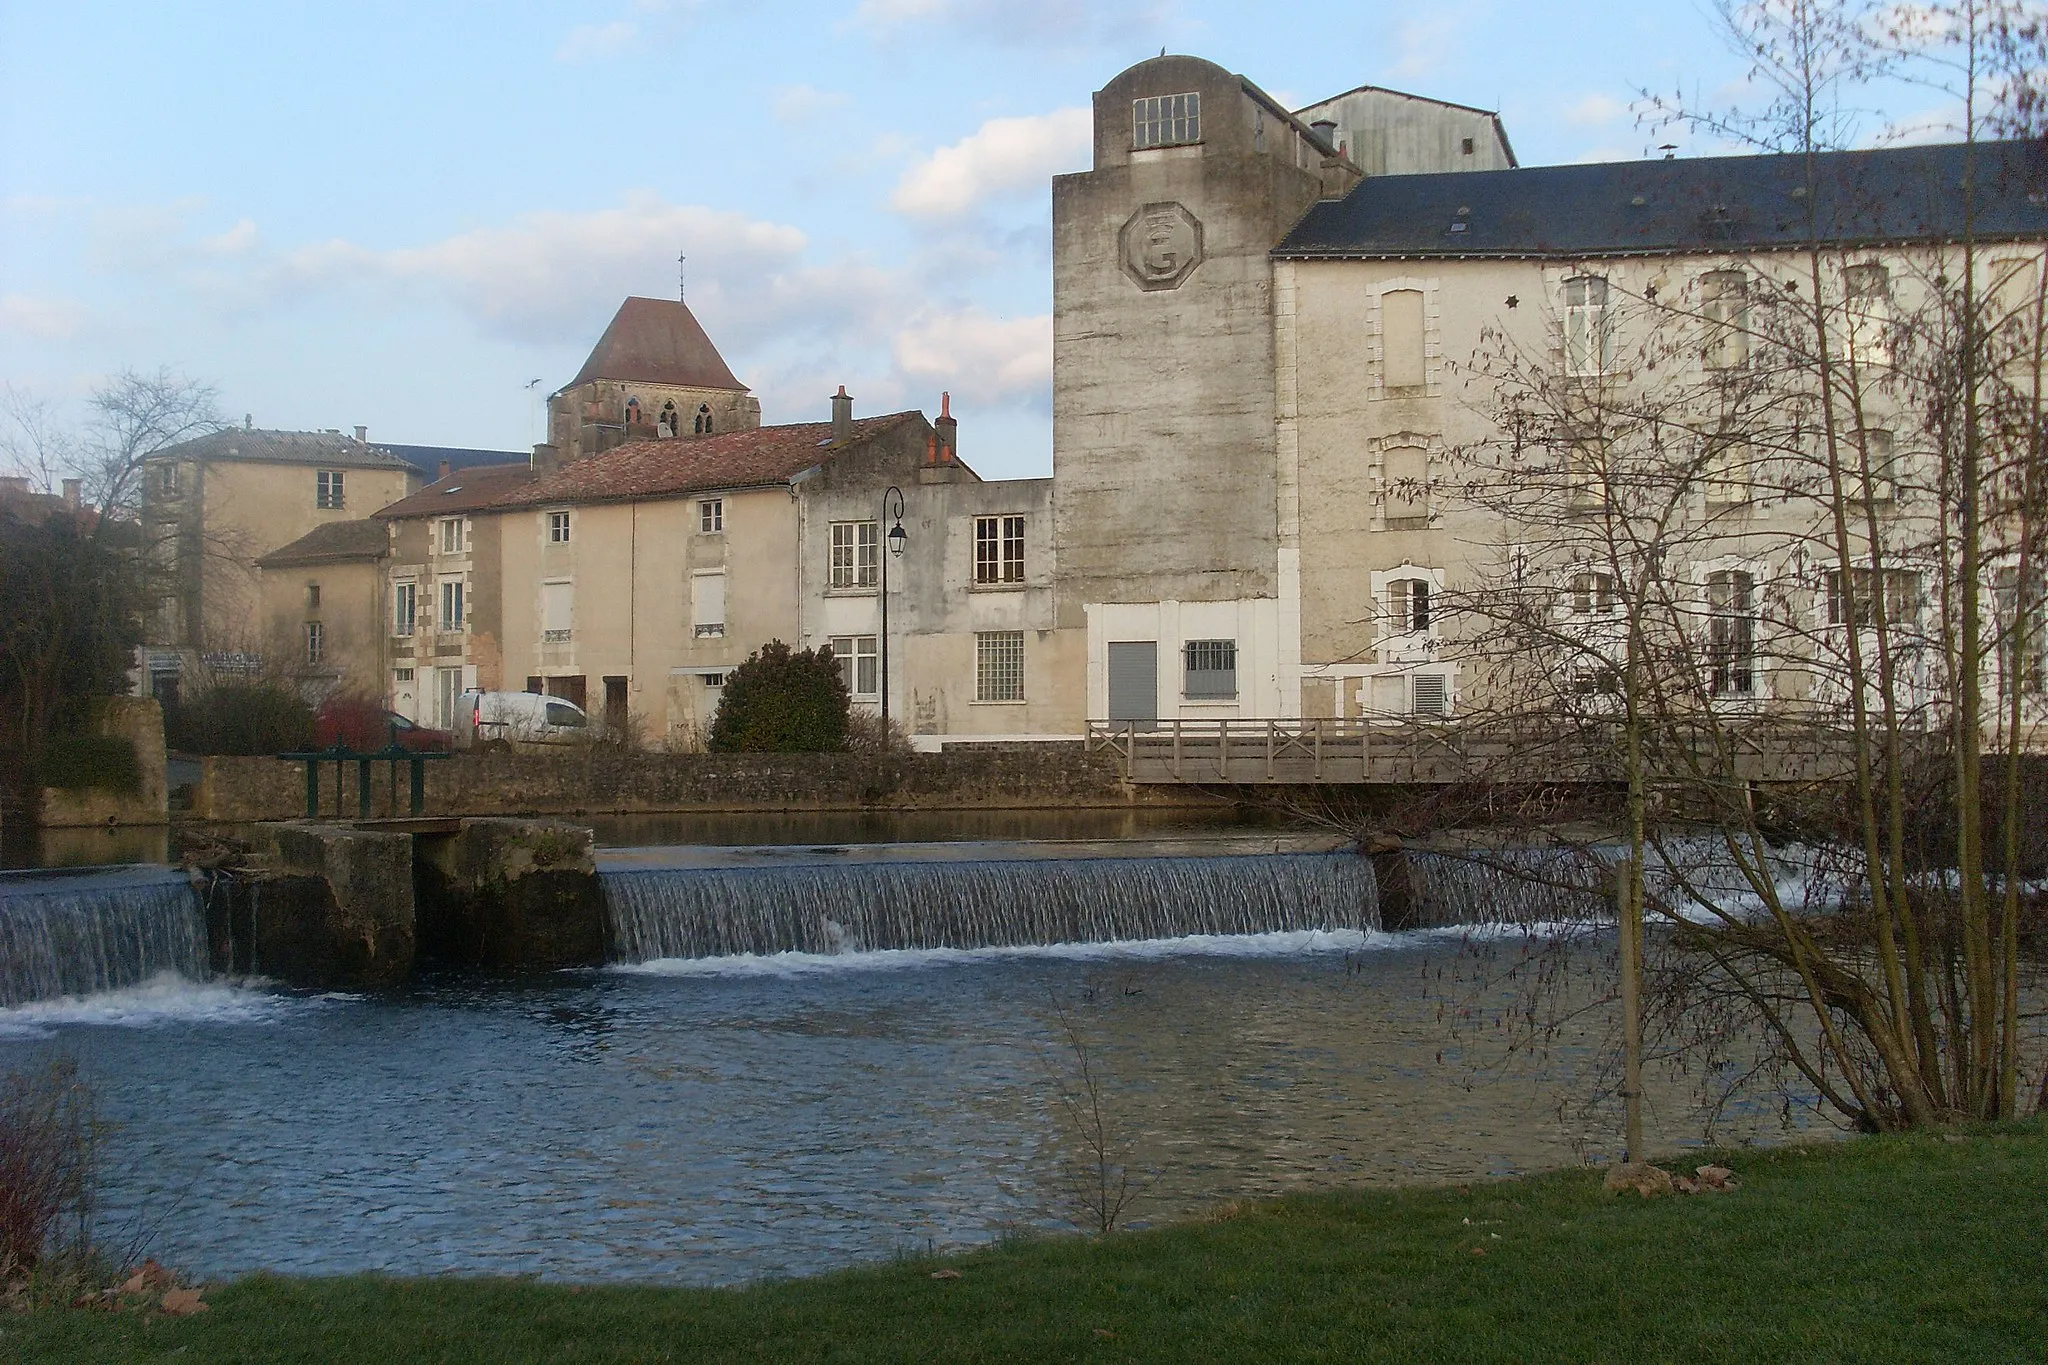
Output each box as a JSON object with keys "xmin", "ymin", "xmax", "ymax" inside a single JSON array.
[{"xmin": 191, "ymin": 744, "xmax": 1170, "ymax": 823}]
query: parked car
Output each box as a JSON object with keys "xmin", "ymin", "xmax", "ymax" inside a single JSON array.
[
  {"xmin": 314, "ymin": 697, "xmax": 454, "ymax": 752},
  {"xmin": 455, "ymin": 689, "xmax": 591, "ymax": 750}
]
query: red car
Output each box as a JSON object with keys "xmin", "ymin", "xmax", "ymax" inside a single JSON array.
[{"xmin": 314, "ymin": 697, "xmax": 454, "ymax": 753}]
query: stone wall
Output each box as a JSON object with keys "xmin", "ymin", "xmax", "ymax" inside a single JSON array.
[
  {"xmin": 191, "ymin": 743, "xmax": 1168, "ymax": 824},
  {"xmin": 41, "ymin": 697, "xmax": 170, "ymax": 829}
]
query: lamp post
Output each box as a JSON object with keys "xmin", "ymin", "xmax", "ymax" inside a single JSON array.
[{"xmin": 878, "ymin": 485, "xmax": 907, "ymax": 722}]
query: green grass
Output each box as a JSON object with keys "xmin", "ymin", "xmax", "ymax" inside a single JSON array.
[{"xmin": 8, "ymin": 1122, "xmax": 2044, "ymax": 1363}]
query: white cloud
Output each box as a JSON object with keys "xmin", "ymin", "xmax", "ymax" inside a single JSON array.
[
  {"xmin": 771, "ymin": 84, "xmax": 853, "ymax": 126},
  {"xmin": 893, "ymin": 308, "xmax": 1050, "ymax": 399},
  {"xmin": 1565, "ymin": 93, "xmax": 1628, "ymax": 127},
  {"xmin": 557, "ymin": 20, "xmax": 637, "ymax": 62},
  {"xmin": 0, "ymin": 295, "xmax": 89, "ymax": 341},
  {"xmin": 891, "ymin": 108, "xmax": 1090, "ymax": 218},
  {"xmin": 202, "ymin": 218, "xmax": 259, "ymax": 255},
  {"xmin": 1387, "ymin": 12, "xmax": 1461, "ymax": 81}
]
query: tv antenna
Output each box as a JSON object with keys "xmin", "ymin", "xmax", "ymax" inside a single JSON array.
[{"xmin": 678, "ymin": 251, "xmax": 687, "ymax": 301}]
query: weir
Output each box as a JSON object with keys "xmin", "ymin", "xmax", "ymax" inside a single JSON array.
[
  {"xmin": 600, "ymin": 840, "xmax": 1376, "ymax": 962},
  {"xmin": 0, "ymin": 865, "xmax": 207, "ymax": 1007}
]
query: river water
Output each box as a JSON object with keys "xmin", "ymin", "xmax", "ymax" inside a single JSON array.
[{"xmin": 0, "ymin": 923, "xmax": 1821, "ymax": 1285}]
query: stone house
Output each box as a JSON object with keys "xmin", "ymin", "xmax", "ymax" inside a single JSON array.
[{"xmin": 255, "ymin": 519, "xmax": 392, "ymax": 704}]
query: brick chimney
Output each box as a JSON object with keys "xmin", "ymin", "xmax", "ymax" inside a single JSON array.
[
  {"xmin": 934, "ymin": 391, "xmax": 957, "ymax": 464},
  {"xmin": 62, "ymin": 478, "xmax": 81, "ymax": 509},
  {"xmin": 438, "ymin": 459, "xmax": 452, "ymax": 481},
  {"xmin": 831, "ymin": 385, "xmax": 853, "ymax": 444}
]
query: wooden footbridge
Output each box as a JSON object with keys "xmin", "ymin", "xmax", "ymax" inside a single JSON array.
[{"xmin": 1084, "ymin": 718, "xmax": 1863, "ymax": 786}]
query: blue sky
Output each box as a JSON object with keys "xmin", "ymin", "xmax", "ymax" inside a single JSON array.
[{"xmin": 0, "ymin": 1, "xmax": 1759, "ymax": 480}]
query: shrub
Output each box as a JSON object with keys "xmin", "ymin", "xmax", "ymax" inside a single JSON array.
[
  {"xmin": 0, "ymin": 1057, "xmax": 96, "ymax": 1281},
  {"xmin": 165, "ymin": 682, "xmax": 316, "ymax": 756},
  {"xmin": 708, "ymin": 640, "xmax": 850, "ymax": 752},
  {"xmin": 845, "ymin": 708, "xmax": 914, "ymax": 756},
  {"xmin": 39, "ymin": 734, "xmax": 140, "ymax": 794}
]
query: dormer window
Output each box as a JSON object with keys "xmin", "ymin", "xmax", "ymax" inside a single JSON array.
[{"xmin": 1133, "ymin": 92, "xmax": 1200, "ymax": 149}]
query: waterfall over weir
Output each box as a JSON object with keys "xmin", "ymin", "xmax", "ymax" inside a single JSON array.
[
  {"xmin": 0, "ymin": 865, "xmax": 208, "ymax": 1007},
  {"xmin": 600, "ymin": 840, "xmax": 1377, "ymax": 963}
]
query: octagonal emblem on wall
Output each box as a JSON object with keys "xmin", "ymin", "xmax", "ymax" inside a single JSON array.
[{"xmin": 1120, "ymin": 202, "xmax": 1204, "ymax": 291}]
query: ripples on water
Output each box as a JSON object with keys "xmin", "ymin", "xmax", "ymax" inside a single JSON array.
[{"xmin": 0, "ymin": 929, "xmax": 1822, "ymax": 1285}]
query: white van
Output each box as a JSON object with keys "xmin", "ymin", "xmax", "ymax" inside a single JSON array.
[{"xmin": 456, "ymin": 689, "xmax": 591, "ymax": 750}]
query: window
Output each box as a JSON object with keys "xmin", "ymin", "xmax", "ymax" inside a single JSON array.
[
  {"xmin": 1182, "ymin": 639, "xmax": 1238, "ymax": 699},
  {"xmin": 316, "ymin": 469, "xmax": 345, "ymax": 509},
  {"xmin": 157, "ymin": 464, "xmax": 180, "ymax": 496},
  {"xmin": 1412, "ymin": 673, "xmax": 1449, "ymax": 716},
  {"xmin": 306, "ymin": 583, "xmax": 321, "ymax": 609},
  {"xmin": 1389, "ymin": 577, "xmax": 1432, "ymax": 633},
  {"xmin": 1568, "ymin": 440, "xmax": 1607, "ymax": 510},
  {"xmin": 694, "ymin": 404, "xmax": 713, "ymax": 435},
  {"xmin": 1826, "ymin": 567, "xmax": 1920, "ymax": 629},
  {"xmin": 394, "ymin": 667, "xmax": 414, "ymax": 682},
  {"xmin": 542, "ymin": 580, "xmax": 572, "ymax": 643},
  {"xmin": 1995, "ymin": 568, "xmax": 2047, "ymax": 696},
  {"xmin": 525, "ymin": 676, "xmax": 543, "ymax": 693},
  {"xmin": 1572, "ymin": 571, "xmax": 1618, "ymax": 615},
  {"xmin": 305, "ymin": 621, "xmax": 324, "ymax": 665},
  {"xmin": 1855, "ymin": 429, "xmax": 1899, "ymax": 503},
  {"xmin": 692, "ymin": 570, "xmax": 725, "ymax": 637},
  {"xmin": 1461, "ymin": 136, "xmax": 1475, "ymax": 156},
  {"xmin": 1701, "ymin": 270, "xmax": 1750, "ymax": 369},
  {"xmin": 1382, "ymin": 289, "xmax": 1426, "ymax": 390},
  {"xmin": 435, "ymin": 667, "xmax": 464, "ymax": 729},
  {"xmin": 393, "ymin": 581, "xmax": 417, "ymax": 636},
  {"xmin": 1133, "ymin": 92, "xmax": 1201, "ymax": 149},
  {"xmin": 1703, "ymin": 437, "xmax": 1752, "ymax": 504},
  {"xmin": 699, "ymin": 498, "xmax": 723, "ymax": 533},
  {"xmin": 548, "ymin": 511, "xmax": 571, "ymax": 544},
  {"xmin": 975, "ymin": 631, "xmax": 1026, "ymax": 702},
  {"xmin": 1707, "ymin": 570, "xmax": 1757, "ymax": 697},
  {"xmin": 658, "ymin": 401, "xmax": 678, "ymax": 438},
  {"xmin": 702, "ymin": 672, "xmax": 726, "ymax": 689},
  {"xmin": 1383, "ymin": 446, "xmax": 1429, "ymax": 525},
  {"xmin": 1845, "ymin": 261, "xmax": 1891, "ymax": 366},
  {"xmin": 830, "ymin": 520, "xmax": 878, "ymax": 589},
  {"xmin": 439, "ymin": 577, "xmax": 465, "ymax": 630},
  {"xmin": 625, "ymin": 396, "xmax": 642, "ymax": 428},
  {"xmin": 974, "ymin": 515, "xmax": 1026, "ymax": 584},
  {"xmin": 438, "ymin": 517, "xmax": 468, "ymax": 555},
  {"xmin": 829, "ymin": 635, "xmax": 879, "ymax": 697},
  {"xmin": 1563, "ymin": 275, "xmax": 1614, "ymax": 377}
]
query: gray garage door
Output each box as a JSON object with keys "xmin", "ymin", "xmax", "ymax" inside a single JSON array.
[{"xmin": 1107, "ymin": 641, "xmax": 1158, "ymax": 728}]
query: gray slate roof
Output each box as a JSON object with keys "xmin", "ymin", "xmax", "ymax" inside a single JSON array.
[
  {"xmin": 147, "ymin": 428, "xmax": 416, "ymax": 471},
  {"xmin": 1277, "ymin": 139, "xmax": 2048, "ymax": 259},
  {"xmin": 256, "ymin": 518, "xmax": 390, "ymax": 567},
  {"xmin": 372, "ymin": 443, "xmax": 527, "ymax": 480}
]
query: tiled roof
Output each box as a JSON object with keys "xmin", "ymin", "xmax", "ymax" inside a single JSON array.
[
  {"xmin": 257, "ymin": 519, "xmax": 389, "ymax": 567},
  {"xmin": 146, "ymin": 428, "xmax": 417, "ymax": 471},
  {"xmin": 373, "ymin": 462, "xmax": 537, "ymax": 520},
  {"xmin": 372, "ymin": 443, "xmax": 526, "ymax": 480},
  {"xmin": 489, "ymin": 413, "xmax": 925, "ymax": 511},
  {"xmin": 566, "ymin": 297, "xmax": 747, "ymax": 392},
  {"xmin": 1276, "ymin": 139, "xmax": 2048, "ymax": 259}
]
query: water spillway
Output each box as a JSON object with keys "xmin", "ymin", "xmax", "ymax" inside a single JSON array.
[
  {"xmin": 0, "ymin": 865, "xmax": 208, "ymax": 1007},
  {"xmin": 599, "ymin": 840, "xmax": 1376, "ymax": 962}
]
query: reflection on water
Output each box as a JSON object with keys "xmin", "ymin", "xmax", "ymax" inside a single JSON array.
[
  {"xmin": 0, "ymin": 931, "xmax": 1825, "ymax": 1284},
  {"xmin": 1, "ymin": 822, "xmax": 170, "ymax": 871}
]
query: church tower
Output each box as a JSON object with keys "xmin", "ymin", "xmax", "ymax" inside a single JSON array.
[{"xmin": 546, "ymin": 297, "xmax": 761, "ymax": 464}]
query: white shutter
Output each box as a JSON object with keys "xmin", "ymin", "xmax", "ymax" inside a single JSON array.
[
  {"xmin": 692, "ymin": 571, "xmax": 726, "ymax": 636},
  {"xmin": 542, "ymin": 581, "xmax": 572, "ymax": 641}
]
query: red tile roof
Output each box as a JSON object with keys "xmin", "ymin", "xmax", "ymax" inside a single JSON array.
[
  {"xmin": 566, "ymin": 297, "xmax": 747, "ymax": 392},
  {"xmin": 488, "ymin": 413, "xmax": 925, "ymax": 511},
  {"xmin": 372, "ymin": 462, "xmax": 536, "ymax": 520}
]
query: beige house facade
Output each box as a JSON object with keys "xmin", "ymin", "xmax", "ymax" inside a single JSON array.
[{"xmin": 254, "ymin": 520, "xmax": 391, "ymax": 703}]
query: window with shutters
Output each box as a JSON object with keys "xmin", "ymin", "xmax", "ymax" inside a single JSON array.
[
  {"xmin": 830, "ymin": 520, "xmax": 878, "ymax": 589},
  {"xmin": 1411, "ymin": 673, "xmax": 1449, "ymax": 716},
  {"xmin": 1707, "ymin": 570, "xmax": 1757, "ymax": 697},
  {"xmin": 1382, "ymin": 447, "xmax": 1429, "ymax": 527},
  {"xmin": 829, "ymin": 635, "xmax": 878, "ymax": 697},
  {"xmin": 1381, "ymin": 289, "xmax": 1427, "ymax": 392},
  {"xmin": 692, "ymin": 570, "xmax": 726, "ymax": 637},
  {"xmin": 1563, "ymin": 275, "xmax": 1614, "ymax": 376},
  {"xmin": 1701, "ymin": 270, "xmax": 1750, "ymax": 369},
  {"xmin": 1182, "ymin": 640, "xmax": 1237, "ymax": 699},
  {"xmin": 542, "ymin": 580, "xmax": 572, "ymax": 643},
  {"xmin": 1132, "ymin": 92, "xmax": 1200, "ymax": 148},
  {"xmin": 973, "ymin": 515, "xmax": 1026, "ymax": 584},
  {"xmin": 975, "ymin": 631, "xmax": 1026, "ymax": 702}
]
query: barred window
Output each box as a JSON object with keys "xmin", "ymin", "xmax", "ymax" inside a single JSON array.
[
  {"xmin": 1133, "ymin": 92, "xmax": 1201, "ymax": 149},
  {"xmin": 975, "ymin": 631, "xmax": 1026, "ymax": 702},
  {"xmin": 1708, "ymin": 570, "xmax": 1757, "ymax": 697},
  {"xmin": 1182, "ymin": 639, "xmax": 1237, "ymax": 699},
  {"xmin": 974, "ymin": 514, "xmax": 1026, "ymax": 584},
  {"xmin": 316, "ymin": 469, "xmax": 345, "ymax": 509},
  {"xmin": 831, "ymin": 520, "xmax": 878, "ymax": 589}
]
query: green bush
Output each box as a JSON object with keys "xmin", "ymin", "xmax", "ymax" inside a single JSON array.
[
  {"xmin": 708, "ymin": 640, "xmax": 851, "ymax": 753},
  {"xmin": 39, "ymin": 734, "xmax": 140, "ymax": 794},
  {"xmin": 165, "ymin": 682, "xmax": 316, "ymax": 756}
]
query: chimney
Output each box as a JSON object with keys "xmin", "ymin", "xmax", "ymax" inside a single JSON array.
[
  {"xmin": 438, "ymin": 459, "xmax": 452, "ymax": 481},
  {"xmin": 354, "ymin": 425, "xmax": 368, "ymax": 444},
  {"xmin": 530, "ymin": 443, "xmax": 561, "ymax": 476},
  {"xmin": 935, "ymin": 391, "xmax": 957, "ymax": 464},
  {"xmin": 244, "ymin": 414, "xmax": 253, "ymax": 430},
  {"xmin": 831, "ymin": 385, "xmax": 853, "ymax": 444},
  {"xmin": 1310, "ymin": 119, "xmax": 1338, "ymax": 151},
  {"xmin": 62, "ymin": 478, "xmax": 81, "ymax": 509}
]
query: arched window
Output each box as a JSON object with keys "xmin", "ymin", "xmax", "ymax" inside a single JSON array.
[
  {"xmin": 694, "ymin": 403, "xmax": 713, "ymax": 435},
  {"xmin": 625, "ymin": 396, "xmax": 642, "ymax": 428},
  {"xmin": 658, "ymin": 401, "xmax": 678, "ymax": 438}
]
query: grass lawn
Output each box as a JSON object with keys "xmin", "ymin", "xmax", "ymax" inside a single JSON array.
[{"xmin": 7, "ymin": 1121, "xmax": 2043, "ymax": 1363}]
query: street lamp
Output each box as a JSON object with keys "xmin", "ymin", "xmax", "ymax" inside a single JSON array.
[{"xmin": 878, "ymin": 485, "xmax": 907, "ymax": 722}]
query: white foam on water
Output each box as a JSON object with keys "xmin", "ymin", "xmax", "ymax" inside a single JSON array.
[
  {"xmin": 0, "ymin": 972, "xmax": 348, "ymax": 1039},
  {"xmin": 606, "ymin": 923, "xmax": 1603, "ymax": 980}
]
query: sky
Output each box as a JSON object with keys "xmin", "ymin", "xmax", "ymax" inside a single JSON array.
[{"xmin": 0, "ymin": 0, "xmax": 1767, "ymax": 481}]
